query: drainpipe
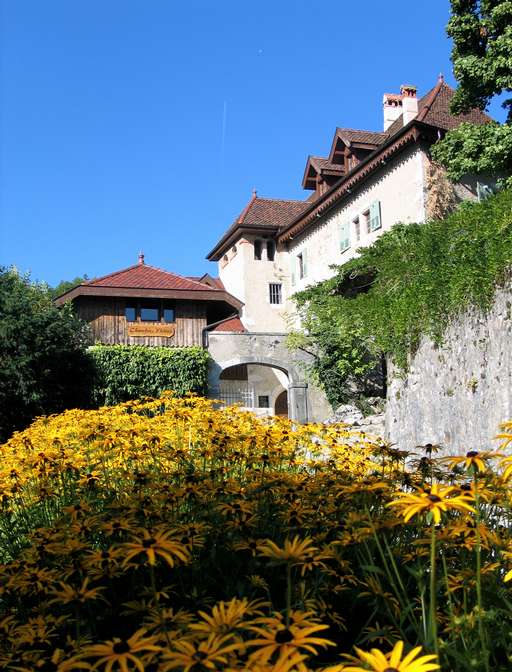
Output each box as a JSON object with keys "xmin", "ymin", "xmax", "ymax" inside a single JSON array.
[{"xmin": 202, "ymin": 313, "xmax": 241, "ymax": 349}]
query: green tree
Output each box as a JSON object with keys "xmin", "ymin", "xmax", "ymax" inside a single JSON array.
[
  {"xmin": 0, "ymin": 267, "xmax": 93, "ymax": 442},
  {"xmin": 51, "ymin": 274, "xmax": 89, "ymax": 299},
  {"xmin": 432, "ymin": 0, "xmax": 512, "ymax": 182}
]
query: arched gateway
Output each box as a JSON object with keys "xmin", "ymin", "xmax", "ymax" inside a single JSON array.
[{"xmin": 206, "ymin": 331, "xmax": 331, "ymax": 423}]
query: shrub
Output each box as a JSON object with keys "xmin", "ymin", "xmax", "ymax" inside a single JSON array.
[
  {"xmin": 88, "ymin": 344, "xmax": 210, "ymax": 405},
  {"xmin": 0, "ymin": 267, "xmax": 92, "ymax": 442}
]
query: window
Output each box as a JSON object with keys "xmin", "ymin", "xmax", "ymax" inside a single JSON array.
[
  {"xmin": 298, "ymin": 253, "xmax": 304, "ymax": 279},
  {"xmin": 258, "ymin": 395, "xmax": 270, "ymax": 408},
  {"xmin": 266, "ymin": 240, "xmax": 276, "ymax": 261},
  {"xmin": 353, "ymin": 217, "xmax": 361, "ymax": 241},
  {"xmin": 254, "ymin": 239, "xmax": 262, "ymax": 260},
  {"xmin": 125, "ymin": 300, "xmax": 175, "ymax": 323},
  {"xmin": 363, "ymin": 210, "xmax": 371, "ymax": 234},
  {"xmin": 269, "ymin": 283, "xmax": 282, "ymax": 304},
  {"xmin": 140, "ymin": 301, "xmax": 160, "ymax": 322}
]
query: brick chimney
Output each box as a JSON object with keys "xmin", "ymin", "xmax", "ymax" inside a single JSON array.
[
  {"xmin": 383, "ymin": 93, "xmax": 403, "ymax": 131},
  {"xmin": 400, "ymin": 84, "xmax": 418, "ymax": 124}
]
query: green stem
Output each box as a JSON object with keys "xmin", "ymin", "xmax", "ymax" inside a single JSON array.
[
  {"xmin": 429, "ymin": 523, "xmax": 439, "ymax": 657},
  {"xmin": 474, "ymin": 474, "xmax": 489, "ymax": 672},
  {"xmin": 286, "ymin": 562, "xmax": 292, "ymax": 627}
]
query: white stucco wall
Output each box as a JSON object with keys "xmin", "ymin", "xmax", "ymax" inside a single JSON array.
[
  {"xmin": 286, "ymin": 145, "xmax": 427, "ymax": 308},
  {"xmin": 219, "ymin": 235, "xmax": 290, "ymax": 332}
]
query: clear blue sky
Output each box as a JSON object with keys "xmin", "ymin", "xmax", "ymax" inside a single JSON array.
[{"xmin": 0, "ymin": 1, "xmax": 506, "ymax": 286}]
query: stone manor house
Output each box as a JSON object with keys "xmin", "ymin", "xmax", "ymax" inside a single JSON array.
[{"xmin": 58, "ymin": 77, "xmax": 496, "ymax": 423}]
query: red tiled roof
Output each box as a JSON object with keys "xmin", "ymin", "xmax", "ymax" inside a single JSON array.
[
  {"xmin": 86, "ymin": 263, "xmax": 222, "ymax": 292},
  {"xmin": 309, "ymin": 156, "xmax": 344, "ymax": 173},
  {"xmin": 206, "ymin": 194, "xmax": 309, "ymax": 260},
  {"xmin": 385, "ymin": 80, "xmax": 492, "ymax": 137},
  {"xmin": 335, "ymin": 128, "xmax": 387, "ymax": 146},
  {"xmin": 209, "ymin": 316, "xmax": 246, "ymax": 332}
]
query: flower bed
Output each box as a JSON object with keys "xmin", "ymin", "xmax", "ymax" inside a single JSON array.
[{"xmin": 1, "ymin": 393, "xmax": 511, "ymax": 670}]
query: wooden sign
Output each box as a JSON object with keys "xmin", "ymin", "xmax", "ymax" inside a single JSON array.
[{"xmin": 128, "ymin": 323, "xmax": 176, "ymax": 338}]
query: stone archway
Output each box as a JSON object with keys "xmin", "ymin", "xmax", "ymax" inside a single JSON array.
[{"xmin": 206, "ymin": 332, "xmax": 310, "ymax": 422}]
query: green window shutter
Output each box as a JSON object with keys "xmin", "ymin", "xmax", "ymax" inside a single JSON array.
[
  {"xmin": 339, "ymin": 220, "xmax": 350, "ymax": 252},
  {"xmin": 290, "ymin": 254, "xmax": 296, "ymax": 286},
  {"xmin": 369, "ymin": 200, "xmax": 382, "ymax": 231},
  {"xmin": 302, "ymin": 249, "xmax": 308, "ymax": 277}
]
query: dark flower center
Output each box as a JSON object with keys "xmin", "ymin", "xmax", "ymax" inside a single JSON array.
[
  {"xmin": 113, "ymin": 640, "xmax": 131, "ymax": 654},
  {"xmin": 383, "ymin": 668, "xmax": 400, "ymax": 672},
  {"xmin": 275, "ymin": 628, "xmax": 294, "ymax": 644},
  {"xmin": 466, "ymin": 451, "xmax": 479, "ymax": 457},
  {"xmin": 427, "ymin": 494, "xmax": 442, "ymax": 503},
  {"xmin": 193, "ymin": 651, "xmax": 208, "ymax": 661},
  {"xmin": 143, "ymin": 538, "xmax": 156, "ymax": 548}
]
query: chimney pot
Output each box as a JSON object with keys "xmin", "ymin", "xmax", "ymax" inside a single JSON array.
[{"xmin": 138, "ymin": 251, "xmax": 145, "ymax": 265}]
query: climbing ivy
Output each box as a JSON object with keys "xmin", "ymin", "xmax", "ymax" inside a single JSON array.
[
  {"xmin": 290, "ymin": 189, "xmax": 512, "ymax": 403},
  {"xmin": 88, "ymin": 345, "xmax": 210, "ymax": 406}
]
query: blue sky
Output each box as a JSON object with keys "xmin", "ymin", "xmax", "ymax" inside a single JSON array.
[{"xmin": 0, "ymin": 1, "xmax": 507, "ymax": 286}]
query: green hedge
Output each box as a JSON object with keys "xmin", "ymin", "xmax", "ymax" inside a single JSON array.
[{"xmin": 88, "ymin": 345, "xmax": 210, "ymax": 406}]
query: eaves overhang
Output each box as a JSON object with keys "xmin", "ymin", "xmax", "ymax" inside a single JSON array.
[
  {"xmin": 206, "ymin": 224, "xmax": 279, "ymax": 261},
  {"xmin": 54, "ymin": 285, "xmax": 244, "ymax": 311}
]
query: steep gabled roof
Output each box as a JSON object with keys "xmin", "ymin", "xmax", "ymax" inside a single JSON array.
[
  {"xmin": 206, "ymin": 193, "xmax": 309, "ymax": 260},
  {"xmin": 302, "ymin": 155, "xmax": 344, "ymax": 189},
  {"xmin": 385, "ymin": 79, "xmax": 492, "ymax": 136}
]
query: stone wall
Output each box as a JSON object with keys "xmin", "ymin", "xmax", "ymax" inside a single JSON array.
[{"xmin": 386, "ymin": 285, "xmax": 512, "ymax": 456}]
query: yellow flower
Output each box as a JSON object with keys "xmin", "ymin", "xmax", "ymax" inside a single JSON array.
[
  {"xmin": 120, "ymin": 529, "xmax": 190, "ymax": 568},
  {"xmin": 387, "ymin": 483, "xmax": 475, "ymax": 524},
  {"xmin": 47, "ymin": 578, "xmax": 106, "ymax": 606},
  {"xmin": 246, "ymin": 618, "xmax": 334, "ymax": 666},
  {"xmin": 72, "ymin": 629, "xmax": 161, "ymax": 672},
  {"xmin": 342, "ymin": 641, "xmax": 439, "ymax": 672},
  {"xmin": 161, "ymin": 634, "xmax": 241, "ymax": 671},
  {"xmin": 190, "ymin": 598, "xmax": 266, "ymax": 637},
  {"xmin": 445, "ymin": 450, "xmax": 502, "ymax": 473},
  {"xmin": 257, "ymin": 536, "xmax": 321, "ymax": 566}
]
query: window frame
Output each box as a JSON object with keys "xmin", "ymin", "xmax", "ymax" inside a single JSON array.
[
  {"xmin": 269, "ymin": 283, "xmax": 282, "ymax": 305},
  {"xmin": 124, "ymin": 300, "xmax": 176, "ymax": 324}
]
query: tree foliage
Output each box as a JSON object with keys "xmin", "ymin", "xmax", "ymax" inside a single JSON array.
[
  {"xmin": 433, "ymin": 0, "xmax": 512, "ymax": 182},
  {"xmin": 88, "ymin": 344, "xmax": 210, "ymax": 406},
  {"xmin": 289, "ymin": 189, "xmax": 512, "ymax": 404},
  {"xmin": 51, "ymin": 275, "xmax": 89, "ymax": 299},
  {"xmin": 447, "ymin": 0, "xmax": 512, "ymax": 119},
  {"xmin": 0, "ymin": 267, "xmax": 93, "ymax": 442}
]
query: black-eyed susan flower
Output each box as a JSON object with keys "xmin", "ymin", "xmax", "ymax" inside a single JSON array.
[
  {"xmin": 246, "ymin": 617, "xmax": 334, "ymax": 666},
  {"xmin": 120, "ymin": 529, "xmax": 190, "ymax": 568},
  {"xmin": 160, "ymin": 634, "xmax": 241, "ymax": 671},
  {"xmin": 387, "ymin": 483, "xmax": 476, "ymax": 524},
  {"xmin": 445, "ymin": 450, "xmax": 503, "ymax": 473},
  {"xmin": 341, "ymin": 641, "xmax": 439, "ymax": 672},
  {"xmin": 72, "ymin": 628, "xmax": 161, "ymax": 672}
]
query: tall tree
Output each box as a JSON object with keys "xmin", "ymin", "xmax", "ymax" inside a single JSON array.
[
  {"xmin": 0, "ymin": 268, "xmax": 93, "ymax": 442},
  {"xmin": 432, "ymin": 0, "xmax": 512, "ymax": 183}
]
